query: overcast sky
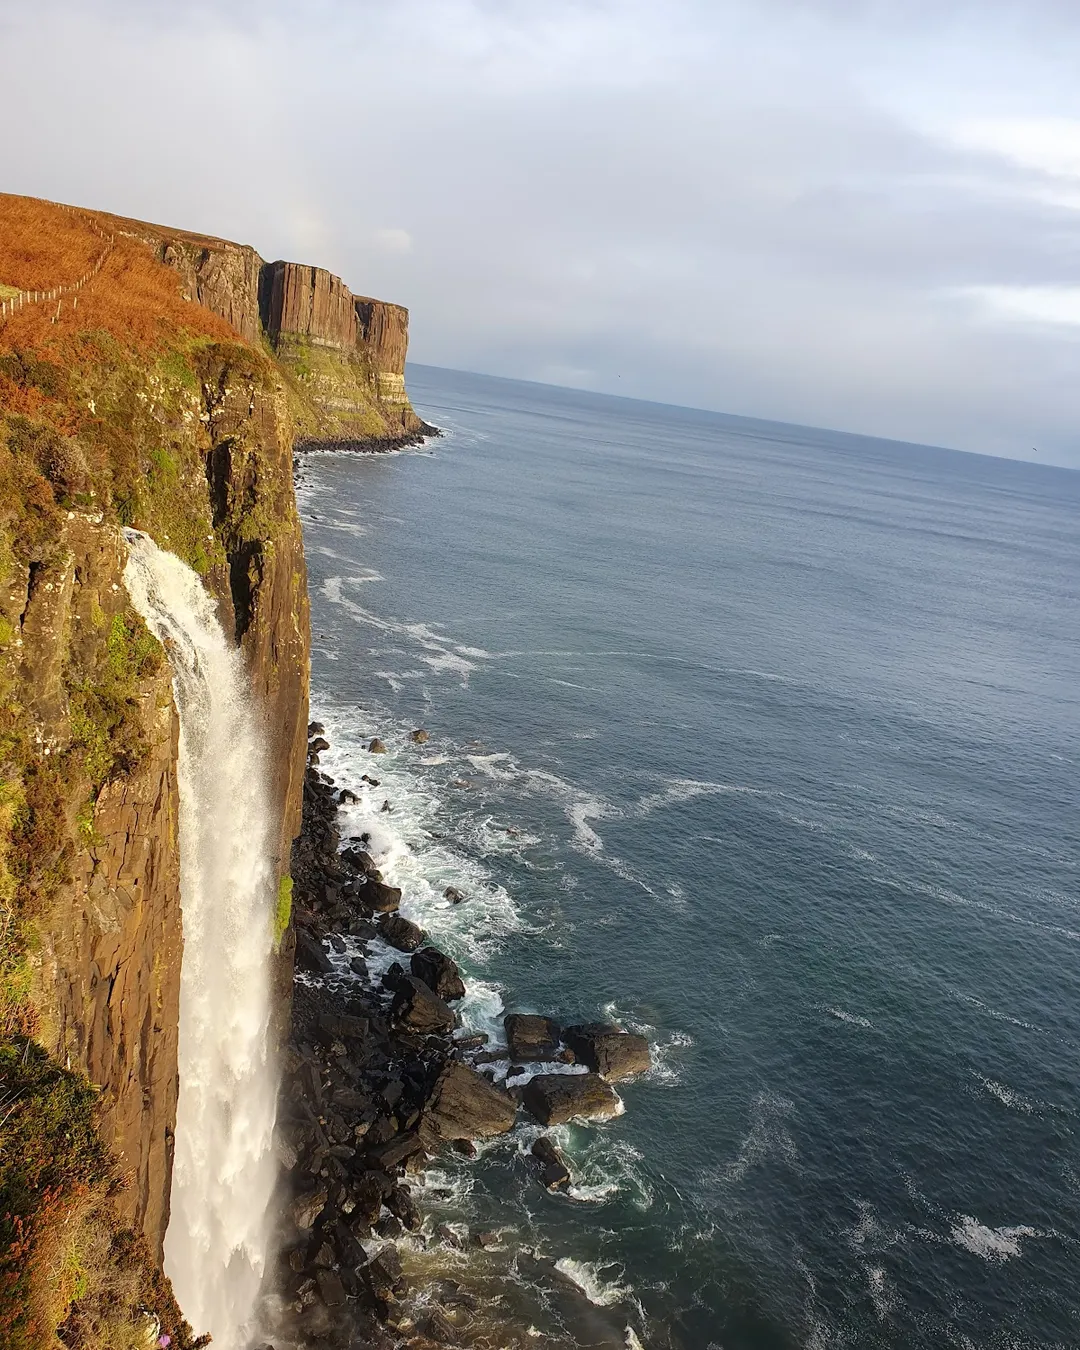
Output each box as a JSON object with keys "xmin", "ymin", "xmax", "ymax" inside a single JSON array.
[{"xmin": 2, "ymin": 1, "xmax": 1079, "ymax": 465}]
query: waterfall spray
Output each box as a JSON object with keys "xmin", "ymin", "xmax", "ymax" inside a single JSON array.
[{"xmin": 123, "ymin": 529, "xmax": 279, "ymax": 1349}]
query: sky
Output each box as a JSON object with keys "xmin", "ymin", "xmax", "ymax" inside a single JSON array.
[{"xmin": 2, "ymin": 0, "xmax": 1079, "ymax": 465}]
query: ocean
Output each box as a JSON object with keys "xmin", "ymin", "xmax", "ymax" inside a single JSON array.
[{"xmin": 295, "ymin": 364, "xmax": 1080, "ymax": 1349}]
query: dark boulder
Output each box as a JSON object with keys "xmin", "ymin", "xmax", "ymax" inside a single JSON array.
[
  {"xmin": 364, "ymin": 1131, "xmax": 424, "ymax": 1171},
  {"xmin": 531, "ymin": 1135, "xmax": 572, "ymax": 1189},
  {"xmin": 295, "ymin": 933, "xmax": 333, "ymax": 975},
  {"xmin": 563, "ymin": 1023, "xmax": 651, "ymax": 1081},
  {"xmin": 444, "ymin": 886, "xmax": 466, "ymax": 904},
  {"xmin": 410, "ymin": 728, "xmax": 430, "ymax": 743},
  {"xmin": 421, "ymin": 1060, "xmax": 517, "ymax": 1142},
  {"xmin": 308, "ymin": 721, "xmax": 325, "ymax": 736},
  {"xmin": 365, "ymin": 1245, "xmax": 406, "ymax": 1302},
  {"xmin": 342, "ymin": 846, "xmax": 380, "ymax": 877},
  {"xmin": 521, "ymin": 1073, "xmax": 621, "ymax": 1126},
  {"xmin": 378, "ymin": 913, "xmax": 427, "ymax": 952},
  {"xmin": 315, "ymin": 1012, "xmax": 369, "ymax": 1046},
  {"xmin": 363, "ymin": 879, "xmax": 402, "ymax": 914},
  {"xmin": 391, "ymin": 975, "xmax": 456, "ymax": 1034},
  {"xmin": 386, "ymin": 1184, "xmax": 422, "ymax": 1231},
  {"xmin": 315, "ymin": 1269, "xmax": 346, "ymax": 1307},
  {"xmin": 411, "ymin": 947, "xmax": 466, "ymax": 1001},
  {"xmin": 374, "ymin": 1213, "xmax": 402, "ymax": 1240},
  {"xmin": 504, "ymin": 1013, "xmax": 561, "ymax": 1062},
  {"xmin": 310, "ymin": 737, "xmax": 331, "ymax": 754},
  {"xmin": 289, "ymin": 1186, "xmax": 328, "ymax": 1232}
]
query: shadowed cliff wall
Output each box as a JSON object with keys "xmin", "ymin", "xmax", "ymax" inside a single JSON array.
[{"xmin": 0, "ymin": 193, "xmax": 312, "ymax": 1345}]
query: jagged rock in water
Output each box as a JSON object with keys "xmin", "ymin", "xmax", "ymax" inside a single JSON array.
[
  {"xmin": 411, "ymin": 946, "xmax": 466, "ymax": 1001},
  {"xmin": 391, "ymin": 975, "xmax": 457, "ymax": 1034},
  {"xmin": 504, "ymin": 1012, "xmax": 561, "ymax": 1062},
  {"xmin": 365, "ymin": 1244, "xmax": 407, "ymax": 1302},
  {"xmin": 521, "ymin": 1073, "xmax": 621, "ymax": 1126},
  {"xmin": 410, "ymin": 728, "xmax": 429, "ymax": 743},
  {"xmin": 386, "ymin": 1184, "xmax": 422, "ymax": 1231},
  {"xmin": 378, "ymin": 913, "xmax": 427, "ymax": 952},
  {"xmin": 563, "ymin": 1022, "xmax": 651, "ymax": 1081},
  {"xmin": 421, "ymin": 1061, "xmax": 516, "ymax": 1141},
  {"xmin": 531, "ymin": 1134, "xmax": 572, "ymax": 1189},
  {"xmin": 369, "ymin": 737, "xmax": 387, "ymax": 754},
  {"xmin": 310, "ymin": 736, "xmax": 330, "ymax": 754},
  {"xmin": 363, "ymin": 879, "xmax": 402, "ymax": 913},
  {"xmin": 443, "ymin": 885, "xmax": 466, "ymax": 903},
  {"xmin": 342, "ymin": 845, "xmax": 381, "ymax": 877}
]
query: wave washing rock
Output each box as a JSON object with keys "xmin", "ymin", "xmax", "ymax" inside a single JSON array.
[
  {"xmin": 522, "ymin": 1073, "xmax": 622, "ymax": 1126},
  {"xmin": 563, "ymin": 1022, "xmax": 652, "ymax": 1081}
]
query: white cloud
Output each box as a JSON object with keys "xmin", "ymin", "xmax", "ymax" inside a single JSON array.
[
  {"xmin": 959, "ymin": 285, "xmax": 1080, "ymax": 328},
  {"xmin": 950, "ymin": 116, "xmax": 1080, "ymax": 181},
  {"xmin": 372, "ymin": 228, "xmax": 413, "ymax": 254}
]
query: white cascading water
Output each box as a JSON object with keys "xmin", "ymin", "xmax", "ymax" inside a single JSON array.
[{"xmin": 123, "ymin": 529, "xmax": 279, "ymax": 1349}]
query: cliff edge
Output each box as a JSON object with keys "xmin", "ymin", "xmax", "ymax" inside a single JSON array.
[
  {"xmin": 0, "ymin": 192, "xmax": 423, "ymax": 1347},
  {"xmin": 90, "ymin": 207, "xmax": 434, "ymax": 448}
]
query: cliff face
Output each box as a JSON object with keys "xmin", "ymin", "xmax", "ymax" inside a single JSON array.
[
  {"xmin": 0, "ymin": 193, "xmax": 319, "ymax": 1345},
  {"xmin": 261, "ymin": 260, "xmax": 427, "ymax": 444},
  {"xmin": 96, "ymin": 207, "xmax": 429, "ymax": 446}
]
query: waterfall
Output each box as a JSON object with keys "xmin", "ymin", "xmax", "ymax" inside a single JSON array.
[{"xmin": 123, "ymin": 529, "xmax": 279, "ymax": 1349}]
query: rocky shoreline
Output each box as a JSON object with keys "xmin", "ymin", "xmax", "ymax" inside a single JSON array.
[
  {"xmin": 262, "ymin": 724, "xmax": 652, "ymax": 1348},
  {"xmin": 295, "ymin": 423, "xmax": 442, "ymax": 458}
]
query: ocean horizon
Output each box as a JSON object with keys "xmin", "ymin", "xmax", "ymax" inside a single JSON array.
[{"xmin": 297, "ymin": 362, "xmax": 1080, "ymax": 1348}]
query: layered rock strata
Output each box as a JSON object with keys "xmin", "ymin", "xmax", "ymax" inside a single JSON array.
[{"xmin": 94, "ymin": 207, "xmax": 432, "ymax": 447}]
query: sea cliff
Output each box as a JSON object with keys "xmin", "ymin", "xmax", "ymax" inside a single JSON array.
[{"xmin": 0, "ymin": 192, "xmax": 423, "ymax": 1346}]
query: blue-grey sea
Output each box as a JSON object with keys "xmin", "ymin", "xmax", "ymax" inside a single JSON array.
[{"xmin": 297, "ymin": 364, "xmax": 1080, "ymax": 1350}]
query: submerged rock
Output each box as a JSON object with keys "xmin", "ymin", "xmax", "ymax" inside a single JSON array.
[
  {"xmin": 410, "ymin": 728, "xmax": 430, "ymax": 743},
  {"xmin": 521, "ymin": 1073, "xmax": 620, "ymax": 1126},
  {"xmin": 563, "ymin": 1023, "xmax": 651, "ymax": 1081},
  {"xmin": 421, "ymin": 1060, "xmax": 516, "ymax": 1141},
  {"xmin": 503, "ymin": 1012, "xmax": 561, "ymax": 1062},
  {"xmin": 443, "ymin": 885, "xmax": 466, "ymax": 904}
]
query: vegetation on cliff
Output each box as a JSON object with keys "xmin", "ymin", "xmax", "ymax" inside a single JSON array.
[{"xmin": 0, "ymin": 194, "xmax": 311, "ymax": 1347}]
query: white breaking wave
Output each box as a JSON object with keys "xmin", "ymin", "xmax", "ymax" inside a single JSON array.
[
  {"xmin": 823, "ymin": 1006, "xmax": 873, "ymax": 1029},
  {"xmin": 124, "ymin": 531, "xmax": 278, "ymax": 1350},
  {"xmin": 554, "ymin": 1257, "xmax": 633, "ymax": 1307},
  {"xmin": 949, "ymin": 1215, "xmax": 1042, "ymax": 1261}
]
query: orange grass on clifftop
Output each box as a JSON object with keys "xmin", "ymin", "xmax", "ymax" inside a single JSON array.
[{"xmin": 0, "ymin": 193, "xmax": 236, "ymax": 357}]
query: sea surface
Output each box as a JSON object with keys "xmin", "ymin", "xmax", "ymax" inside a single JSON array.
[{"xmin": 296, "ymin": 365, "xmax": 1080, "ymax": 1350}]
